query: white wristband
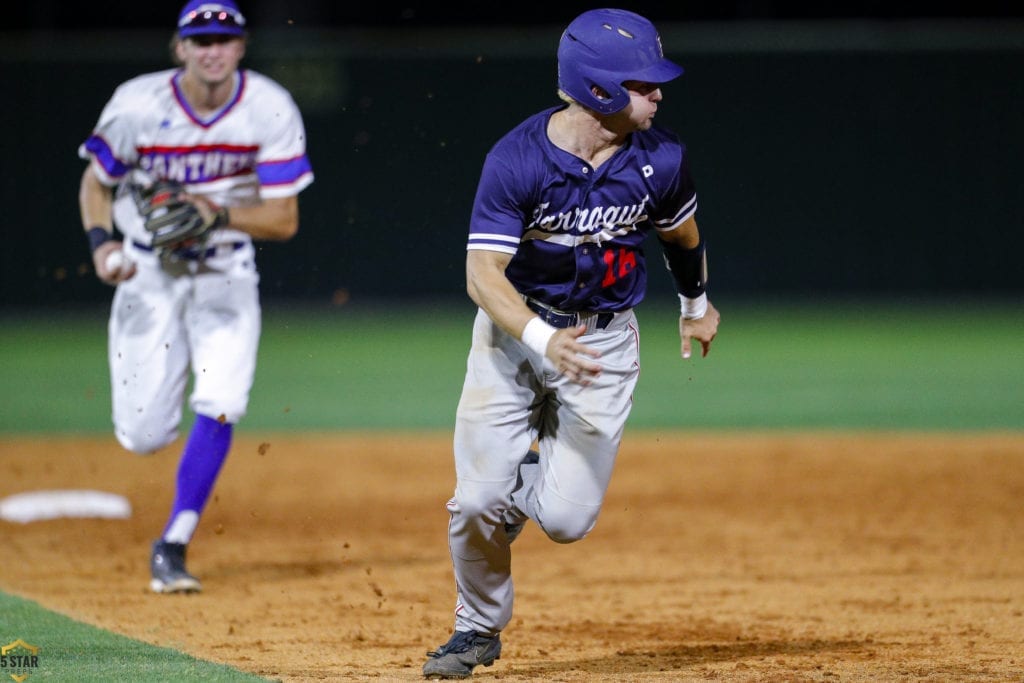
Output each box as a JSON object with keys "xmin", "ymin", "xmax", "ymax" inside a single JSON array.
[
  {"xmin": 521, "ymin": 317, "xmax": 557, "ymax": 356},
  {"xmin": 679, "ymin": 292, "xmax": 708, "ymax": 320}
]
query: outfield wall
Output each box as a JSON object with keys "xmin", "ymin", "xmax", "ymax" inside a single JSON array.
[{"xmin": 2, "ymin": 20, "xmax": 1021, "ymax": 308}]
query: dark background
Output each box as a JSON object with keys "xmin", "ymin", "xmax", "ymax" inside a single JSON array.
[
  {"xmin": 6, "ymin": 2, "xmax": 1024, "ymax": 30},
  {"xmin": 2, "ymin": 3, "xmax": 1022, "ymax": 309}
]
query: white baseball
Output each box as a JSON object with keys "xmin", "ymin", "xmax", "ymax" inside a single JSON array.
[{"xmin": 104, "ymin": 250, "xmax": 127, "ymax": 274}]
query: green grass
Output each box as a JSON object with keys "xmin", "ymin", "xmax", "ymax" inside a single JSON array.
[
  {"xmin": 0, "ymin": 593, "xmax": 271, "ymax": 682},
  {"xmin": 1, "ymin": 298, "xmax": 1022, "ymax": 433},
  {"xmin": 632, "ymin": 298, "xmax": 1024, "ymax": 430}
]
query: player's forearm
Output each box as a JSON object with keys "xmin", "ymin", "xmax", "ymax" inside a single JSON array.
[
  {"xmin": 466, "ymin": 252, "xmax": 536, "ymax": 340},
  {"xmin": 659, "ymin": 215, "xmax": 708, "ymax": 319},
  {"xmin": 79, "ymin": 167, "xmax": 113, "ymax": 231},
  {"xmin": 223, "ymin": 196, "xmax": 298, "ymax": 241}
]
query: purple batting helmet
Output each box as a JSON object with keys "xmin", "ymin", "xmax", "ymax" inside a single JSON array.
[
  {"xmin": 177, "ymin": 0, "xmax": 247, "ymax": 38},
  {"xmin": 557, "ymin": 8, "xmax": 684, "ymax": 114}
]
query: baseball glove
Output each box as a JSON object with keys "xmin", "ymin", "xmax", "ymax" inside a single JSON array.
[{"xmin": 134, "ymin": 179, "xmax": 228, "ymax": 249}]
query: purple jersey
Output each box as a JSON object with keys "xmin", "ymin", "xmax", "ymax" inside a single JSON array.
[{"xmin": 467, "ymin": 105, "xmax": 697, "ymax": 312}]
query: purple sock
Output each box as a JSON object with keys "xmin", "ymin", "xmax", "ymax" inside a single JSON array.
[{"xmin": 161, "ymin": 414, "xmax": 232, "ymax": 543}]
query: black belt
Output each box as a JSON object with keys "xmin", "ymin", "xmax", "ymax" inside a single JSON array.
[
  {"xmin": 133, "ymin": 240, "xmax": 245, "ymax": 260},
  {"xmin": 526, "ymin": 298, "xmax": 614, "ymax": 330}
]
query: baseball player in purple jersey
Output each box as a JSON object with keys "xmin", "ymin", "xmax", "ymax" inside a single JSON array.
[
  {"xmin": 78, "ymin": 0, "xmax": 313, "ymax": 593},
  {"xmin": 423, "ymin": 8, "xmax": 720, "ymax": 678}
]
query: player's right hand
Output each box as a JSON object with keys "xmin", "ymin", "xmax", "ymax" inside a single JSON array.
[
  {"xmin": 93, "ymin": 241, "xmax": 137, "ymax": 286},
  {"xmin": 548, "ymin": 325, "xmax": 602, "ymax": 385}
]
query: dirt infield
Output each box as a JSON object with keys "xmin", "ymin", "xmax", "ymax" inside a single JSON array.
[{"xmin": 2, "ymin": 432, "xmax": 1023, "ymax": 682}]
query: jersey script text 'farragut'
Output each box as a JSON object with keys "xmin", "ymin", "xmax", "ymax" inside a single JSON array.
[{"xmin": 529, "ymin": 196, "xmax": 650, "ymax": 235}]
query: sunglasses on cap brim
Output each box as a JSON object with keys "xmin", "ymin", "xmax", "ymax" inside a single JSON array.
[{"xmin": 178, "ymin": 5, "xmax": 246, "ymax": 32}]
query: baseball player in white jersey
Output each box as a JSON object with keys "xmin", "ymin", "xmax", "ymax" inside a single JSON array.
[
  {"xmin": 423, "ymin": 8, "xmax": 721, "ymax": 678},
  {"xmin": 78, "ymin": 0, "xmax": 313, "ymax": 593}
]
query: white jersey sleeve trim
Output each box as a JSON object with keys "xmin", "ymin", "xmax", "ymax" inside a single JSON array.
[
  {"xmin": 467, "ymin": 243, "xmax": 518, "ymax": 255},
  {"xmin": 654, "ymin": 194, "xmax": 698, "ymax": 232},
  {"xmin": 467, "ymin": 232, "xmax": 520, "ymax": 254}
]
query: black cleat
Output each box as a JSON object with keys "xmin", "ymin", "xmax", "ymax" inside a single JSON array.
[
  {"xmin": 423, "ymin": 630, "xmax": 502, "ymax": 679},
  {"xmin": 149, "ymin": 540, "xmax": 202, "ymax": 594}
]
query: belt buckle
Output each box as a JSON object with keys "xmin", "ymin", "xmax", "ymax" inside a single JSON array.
[{"xmin": 525, "ymin": 298, "xmax": 617, "ymax": 331}]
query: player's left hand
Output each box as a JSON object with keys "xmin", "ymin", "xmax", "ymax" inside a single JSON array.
[
  {"xmin": 137, "ymin": 180, "xmax": 227, "ymax": 250},
  {"xmin": 680, "ymin": 300, "xmax": 720, "ymax": 359}
]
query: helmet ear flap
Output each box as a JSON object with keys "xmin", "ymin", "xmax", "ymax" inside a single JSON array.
[{"xmin": 581, "ymin": 75, "xmax": 631, "ymax": 114}]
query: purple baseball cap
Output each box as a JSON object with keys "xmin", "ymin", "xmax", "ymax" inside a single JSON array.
[{"xmin": 177, "ymin": 1, "xmax": 247, "ymax": 38}]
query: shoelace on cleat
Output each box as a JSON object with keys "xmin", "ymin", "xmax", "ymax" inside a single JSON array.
[{"xmin": 426, "ymin": 631, "xmax": 488, "ymax": 657}]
